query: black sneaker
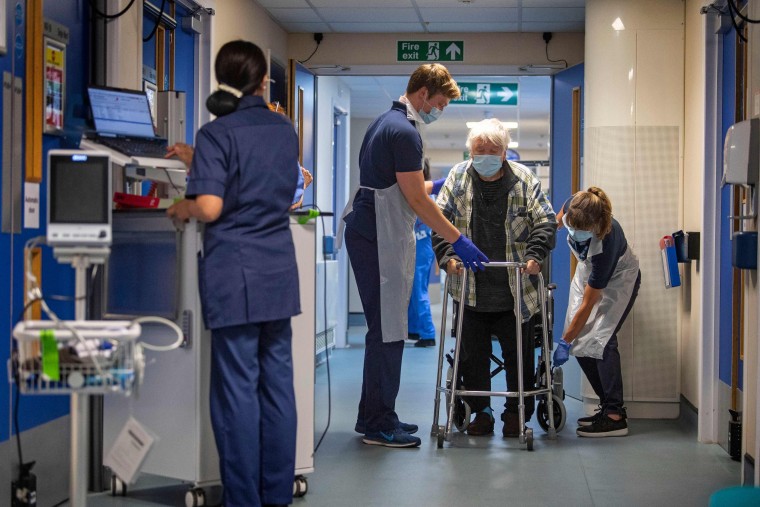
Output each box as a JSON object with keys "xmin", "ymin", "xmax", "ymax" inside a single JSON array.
[
  {"xmin": 407, "ymin": 333, "xmax": 420, "ymax": 341},
  {"xmin": 414, "ymin": 339, "xmax": 435, "ymax": 348},
  {"xmin": 576, "ymin": 415, "xmax": 628, "ymax": 437},
  {"xmin": 577, "ymin": 406, "xmax": 604, "ymax": 427}
]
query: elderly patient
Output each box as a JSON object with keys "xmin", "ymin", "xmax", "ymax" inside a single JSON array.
[{"xmin": 432, "ymin": 119, "xmax": 557, "ymax": 437}]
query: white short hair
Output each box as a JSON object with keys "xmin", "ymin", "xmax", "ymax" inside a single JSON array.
[{"xmin": 465, "ymin": 119, "xmax": 511, "ymax": 153}]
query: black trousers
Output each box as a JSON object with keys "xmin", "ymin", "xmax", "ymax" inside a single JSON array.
[
  {"xmin": 576, "ymin": 270, "xmax": 641, "ymax": 417},
  {"xmin": 458, "ymin": 306, "xmax": 536, "ymax": 419}
]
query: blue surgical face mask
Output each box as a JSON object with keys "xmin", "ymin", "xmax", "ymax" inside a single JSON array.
[
  {"xmin": 471, "ymin": 155, "xmax": 503, "ymax": 177},
  {"xmin": 419, "ymin": 100, "xmax": 443, "ymax": 124},
  {"xmin": 563, "ymin": 215, "xmax": 594, "ymax": 242}
]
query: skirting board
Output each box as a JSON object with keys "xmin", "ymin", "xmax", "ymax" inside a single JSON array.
[{"xmin": 583, "ymin": 396, "xmax": 680, "ymax": 419}]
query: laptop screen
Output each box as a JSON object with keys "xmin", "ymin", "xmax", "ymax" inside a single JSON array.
[{"xmin": 88, "ymin": 86, "xmax": 156, "ymax": 138}]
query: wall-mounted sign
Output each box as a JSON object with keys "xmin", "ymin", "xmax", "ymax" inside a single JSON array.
[
  {"xmin": 397, "ymin": 40, "xmax": 464, "ymax": 62},
  {"xmin": 44, "ymin": 37, "xmax": 65, "ymax": 133},
  {"xmin": 452, "ymin": 82, "xmax": 518, "ymax": 106}
]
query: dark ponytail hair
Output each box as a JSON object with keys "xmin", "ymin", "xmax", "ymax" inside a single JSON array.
[{"xmin": 206, "ymin": 40, "xmax": 267, "ymax": 117}]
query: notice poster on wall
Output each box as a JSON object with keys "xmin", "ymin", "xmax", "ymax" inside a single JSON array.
[{"xmin": 44, "ymin": 37, "xmax": 65, "ymax": 133}]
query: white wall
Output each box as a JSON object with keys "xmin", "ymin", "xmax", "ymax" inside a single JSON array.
[
  {"xmin": 210, "ymin": 0, "xmax": 288, "ymax": 86},
  {"xmin": 287, "ymin": 32, "xmax": 584, "ymax": 75},
  {"xmin": 315, "ymin": 76, "xmax": 352, "ymax": 347},
  {"xmin": 682, "ymin": 0, "xmax": 707, "ymax": 412}
]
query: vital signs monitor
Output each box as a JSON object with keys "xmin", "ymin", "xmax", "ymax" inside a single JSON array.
[{"xmin": 47, "ymin": 150, "xmax": 112, "ymax": 247}]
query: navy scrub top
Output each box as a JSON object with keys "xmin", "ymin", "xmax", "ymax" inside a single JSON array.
[
  {"xmin": 187, "ymin": 95, "xmax": 301, "ymax": 330},
  {"xmin": 343, "ymin": 100, "xmax": 423, "ymax": 240}
]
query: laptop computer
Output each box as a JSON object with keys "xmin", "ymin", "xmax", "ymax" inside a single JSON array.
[{"xmin": 86, "ymin": 85, "xmax": 169, "ymax": 159}]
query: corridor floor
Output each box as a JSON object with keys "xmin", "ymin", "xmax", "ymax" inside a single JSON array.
[{"xmin": 91, "ymin": 303, "xmax": 740, "ymax": 507}]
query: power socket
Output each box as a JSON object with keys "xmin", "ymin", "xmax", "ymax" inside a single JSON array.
[{"xmin": 11, "ymin": 473, "xmax": 37, "ymax": 506}]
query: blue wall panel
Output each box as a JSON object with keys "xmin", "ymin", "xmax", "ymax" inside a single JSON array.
[
  {"xmin": 550, "ymin": 63, "xmax": 584, "ymax": 342},
  {"xmin": 718, "ymin": 29, "xmax": 742, "ymax": 388},
  {"xmin": 2, "ymin": 1, "xmax": 93, "ymax": 445}
]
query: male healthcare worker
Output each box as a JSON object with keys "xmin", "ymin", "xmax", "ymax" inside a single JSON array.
[{"xmin": 340, "ymin": 63, "xmax": 489, "ymax": 448}]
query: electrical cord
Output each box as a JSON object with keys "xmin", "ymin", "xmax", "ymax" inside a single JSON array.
[
  {"xmin": 543, "ymin": 32, "xmax": 568, "ymax": 68},
  {"xmin": 727, "ymin": 0, "xmax": 760, "ymax": 23},
  {"xmin": 143, "ymin": 0, "xmax": 167, "ymax": 42},
  {"xmin": 726, "ymin": 0, "xmax": 749, "ymax": 42},
  {"xmin": 296, "ymin": 204, "xmax": 333, "ymax": 454},
  {"xmin": 12, "ymin": 356, "xmax": 32, "ymax": 482},
  {"xmin": 300, "ymin": 34, "xmax": 323, "ymax": 64},
  {"xmin": 86, "ymin": 0, "xmax": 136, "ymax": 20},
  {"xmin": 131, "ymin": 316, "xmax": 185, "ymax": 351}
]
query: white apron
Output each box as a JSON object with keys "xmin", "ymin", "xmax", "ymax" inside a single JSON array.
[
  {"xmin": 564, "ymin": 237, "xmax": 640, "ymax": 359},
  {"xmin": 337, "ymin": 183, "xmax": 417, "ymax": 343}
]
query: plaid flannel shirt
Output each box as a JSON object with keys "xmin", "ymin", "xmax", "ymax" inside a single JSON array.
[{"xmin": 435, "ymin": 160, "xmax": 557, "ymax": 322}]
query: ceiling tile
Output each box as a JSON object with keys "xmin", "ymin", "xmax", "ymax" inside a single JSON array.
[
  {"xmin": 311, "ymin": 0, "xmax": 414, "ymax": 6},
  {"xmin": 257, "ymin": 0, "xmax": 310, "ymax": 7},
  {"xmin": 316, "ymin": 8, "xmax": 419, "ymax": 23},
  {"xmin": 522, "ymin": 7, "xmax": 585, "ymax": 23},
  {"xmin": 267, "ymin": 8, "xmax": 323, "ymax": 23},
  {"xmin": 419, "ymin": 7, "xmax": 518, "ymax": 23},
  {"xmin": 415, "ymin": 0, "xmax": 519, "ymax": 6},
  {"xmin": 521, "ymin": 0, "xmax": 585, "ymax": 7}
]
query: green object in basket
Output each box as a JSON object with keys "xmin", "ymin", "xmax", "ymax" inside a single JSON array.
[{"xmin": 40, "ymin": 329, "xmax": 60, "ymax": 381}]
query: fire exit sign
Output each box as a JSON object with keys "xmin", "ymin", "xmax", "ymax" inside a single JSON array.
[{"xmin": 397, "ymin": 41, "xmax": 464, "ymax": 62}]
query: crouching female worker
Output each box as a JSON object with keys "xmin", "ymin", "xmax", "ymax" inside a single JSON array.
[{"xmin": 553, "ymin": 187, "xmax": 641, "ymax": 438}]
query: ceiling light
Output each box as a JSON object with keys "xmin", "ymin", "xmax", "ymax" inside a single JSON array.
[
  {"xmin": 466, "ymin": 121, "xmax": 518, "ymax": 129},
  {"xmin": 612, "ymin": 17, "xmax": 625, "ymax": 31}
]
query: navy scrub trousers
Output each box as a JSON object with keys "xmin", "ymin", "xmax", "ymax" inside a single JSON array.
[
  {"xmin": 210, "ymin": 320, "xmax": 297, "ymax": 507},
  {"xmin": 345, "ymin": 226, "xmax": 404, "ymax": 433},
  {"xmin": 576, "ymin": 270, "xmax": 641, "ymax": 416}
]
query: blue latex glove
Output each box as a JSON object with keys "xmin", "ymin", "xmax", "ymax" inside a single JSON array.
[
  {"xmin": 431, "ymin": 177, "xmax": 446, "ymax": 195},
  {"xmin": 553, "ymin": 341, "xmax": 571, "ymax": 366},
  {"xmin": 451, "ymin": 235, "xmax": 489, "ymax": 272}
]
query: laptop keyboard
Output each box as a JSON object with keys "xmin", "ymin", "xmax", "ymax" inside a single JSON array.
[{"xmin": 94, "ymin": 137, "xmax": 168, "ymax": 158}]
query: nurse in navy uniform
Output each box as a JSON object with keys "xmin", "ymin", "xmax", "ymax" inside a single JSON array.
[{"xmin": 167, "ymin": 40, "xmax": 300, "ymax": 507}]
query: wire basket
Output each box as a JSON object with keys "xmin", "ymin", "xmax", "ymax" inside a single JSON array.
[{"xmin": 9, "ymin": 320, "xmax": 142, "ymax": 395}]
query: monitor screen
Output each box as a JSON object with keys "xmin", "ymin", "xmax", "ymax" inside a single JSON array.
[
  {"xmin": 47, "ymin": 151, "xmax": 112, "ymax": 246},
  {"xmin": 88, "ymin": 86, "xmax": 156, "ymax": 138}
]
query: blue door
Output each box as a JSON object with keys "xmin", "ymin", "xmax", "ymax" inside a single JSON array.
[{"xmin": 550, "ymin": 63, "xmax": 584, "ymax": 400}]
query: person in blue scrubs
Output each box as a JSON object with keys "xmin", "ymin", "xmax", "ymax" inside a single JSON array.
[
  {"xmin": 341, "ymin": 63, "xmax": 489, "ymax": 448},
  {"xmin": 407, "ymin": 159, "xmax": 440, "ymax": 347},
  {"xmin": 167, "ymin": 40, "xmax": 300, "ymax": 507}
]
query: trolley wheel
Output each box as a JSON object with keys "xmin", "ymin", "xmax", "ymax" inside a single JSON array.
[
  {"xmin": 525, "ymin": 428, "xmax": 534, "ymax": 451},
  {"xmin": 110, "ymin": 475, "xmax": 126, "ymax": 497},
  {"xmin": 293, "ymin": 475, "xmax": 308, "ymax": 498},
  {"xmin": 185, "ymin": 487, "xmax": 206, "ymax": 507},
  {"xmin": 437, "ymin": 429, "xmax": 445, "ymax": 449},
  {"xmin": 536, "ymin": 394, "xmax": 567, "ymax": 433}
]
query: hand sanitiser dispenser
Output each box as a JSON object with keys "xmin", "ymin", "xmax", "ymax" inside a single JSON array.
[{"xmin": 723, "ymin": 118, "xmax": 759, "ymax": 186}]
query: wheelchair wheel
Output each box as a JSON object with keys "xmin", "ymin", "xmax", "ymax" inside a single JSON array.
[
  {"xmin": 453, "ymin": 397, "xmax": 471, "ymax": 433},
  {"xmin": 536, "ymin": 394, "xmax": 566, "ymax": 433},
  {"xmin": 446, "ymin": 366, "xmax": 471, "ymax": 432}
]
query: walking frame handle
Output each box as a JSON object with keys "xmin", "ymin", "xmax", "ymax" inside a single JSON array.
[{"xmin": 455, "ymin": 260, "xmax": 527, "ymax": 270}]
